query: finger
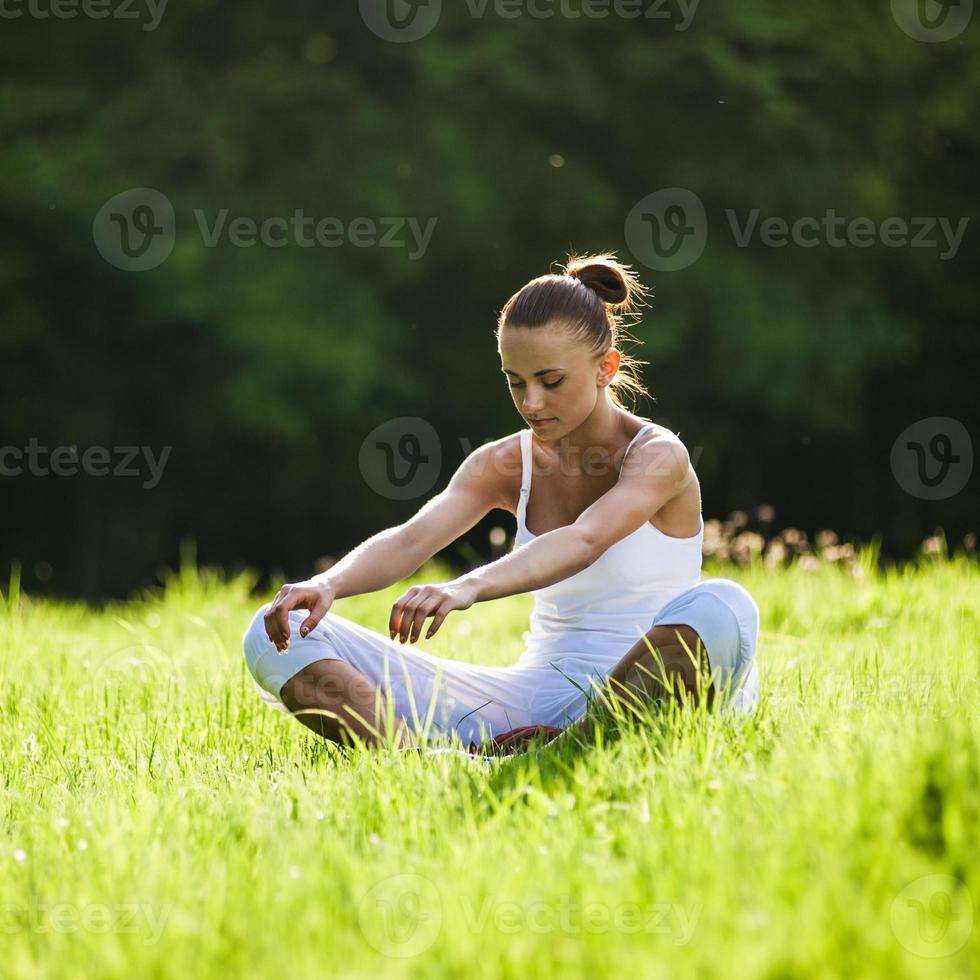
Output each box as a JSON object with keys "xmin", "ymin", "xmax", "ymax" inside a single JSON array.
[
  {"xmin": 424, "ymin": 606, "xmax": 448, "ymax": 640},
  {"xmin": 275, "ymin": 611, "xmax": 290, "ymax": 650},
  {"xmin": 390, "ymin": 590, "xmax": 413, "ymax": 639},
  {"xmin": 268, "ymin": 586, "xmax": 291, "ymax": 641},
  {"xmin": 264, "ymin": 605, "xmax": 286, "ymax": 649},
  {"xmin": 300, "ymin": 597, "xmax": 329, "ymax": 638},
  {"xmin": 408, "ymin": 605, "xmax": 428, "ymax": 644},
  {"xmin": 397, "ymin": 596, "xmax": 421, "ymax": 643},
  {"xmin": 274, "ymin": 592, "xmax": 294, "ymax": 643},
  {"xmin": 400, "ymin": 602, "xmax": 417, "ymax": 643},
  {"xmin": 408, "ymin": 596, "xmax": 441, "ymax": 643}
]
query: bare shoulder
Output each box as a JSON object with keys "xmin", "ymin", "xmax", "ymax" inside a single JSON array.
[
  {"xmin": 621, "ymin": 423, "xmax": 693, "ymax": 483},
  {"xmin": 619, "ymin": 422, "xmax": 702, "ymax": 534},
  {"xmin": 459, "ymin": 431, "xmax": 523, "ymax": 517}
]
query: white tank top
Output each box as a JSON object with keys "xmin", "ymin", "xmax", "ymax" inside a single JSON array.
[{"xmin": 513, "ymin": 423, "xmax": 704, "ymax": 667}]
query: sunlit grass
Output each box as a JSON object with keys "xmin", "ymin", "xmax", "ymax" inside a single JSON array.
[{"xmin": 1, "ymin": 550, "xmax": 977, "ymax": 978}]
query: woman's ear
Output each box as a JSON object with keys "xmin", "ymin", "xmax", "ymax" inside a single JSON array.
[{"xmin": 597, "ymin": 347, "xmax": 622, "ymax": 387}]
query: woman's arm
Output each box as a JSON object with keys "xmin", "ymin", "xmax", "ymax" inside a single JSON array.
[
  {"xmin": 458, "ymin": 526, "xmax": 595, "ymax": 602},
  {"xmin": 387, "ymin": 525, "xmax": 595, "ymax": 644},
  {"xmin": 270, "ymin": 440, "xmax": 514, "ymax": 649},
  {"xmin": 319, "ymin": 439, "xmax": 511, "ymax": 600},
  {"xmin": 312, "ymin": 525, "xmax": 429, "ymax": 600}
]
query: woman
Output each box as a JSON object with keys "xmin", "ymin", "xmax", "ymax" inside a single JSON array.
[{"xmin": 242, "ymin": 253, "xmax": 760, "ymax": 752}]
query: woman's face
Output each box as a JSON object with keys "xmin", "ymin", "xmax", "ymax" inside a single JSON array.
[{"xmin": 498, "ymin": 323, "xmax": 619, "ymax": 435}]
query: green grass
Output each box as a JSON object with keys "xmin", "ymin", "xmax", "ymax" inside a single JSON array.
[{"xmin": 1, "ymin": 550, "xmax": 978, "ymax": 979}]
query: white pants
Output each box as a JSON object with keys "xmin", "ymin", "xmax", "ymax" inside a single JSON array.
[{"xmin": 241, "ymin": 579, "xmax": 760, "ymax": 746}]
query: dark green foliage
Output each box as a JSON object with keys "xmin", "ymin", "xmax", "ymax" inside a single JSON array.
[{"xmin": 1, "ymin": 2, "xmax": 977, "ymax": 597}]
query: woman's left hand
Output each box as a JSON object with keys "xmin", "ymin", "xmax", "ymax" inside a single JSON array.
[{"xmin": 389, "ymin": 579, "xmax": 478, "ymax": 644}]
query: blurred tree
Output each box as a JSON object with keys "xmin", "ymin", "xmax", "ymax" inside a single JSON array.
[{"xmin": 0, "ymin": 1, "xmax": 976, "ymax": 597}]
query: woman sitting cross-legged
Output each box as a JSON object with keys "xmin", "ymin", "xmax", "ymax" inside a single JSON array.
[{"xmin": 241, "ymin": 252, "xmax": 760, "ymax": 753}]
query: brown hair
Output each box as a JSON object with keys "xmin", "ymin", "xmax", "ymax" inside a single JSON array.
[{"xmin": 495, "ymin": 252, "xmax": 653, "ymax": 412}]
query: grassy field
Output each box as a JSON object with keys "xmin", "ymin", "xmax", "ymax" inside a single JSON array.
[{"xmin": 1, "ymin": 549, "xmax": 977, "ymax": 979}]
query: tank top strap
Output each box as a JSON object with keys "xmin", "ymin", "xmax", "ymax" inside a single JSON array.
[
  {"xmin": 618, "ymin": 422, "xmax": 659, "ymax": 473},
  {"xmin": 516, "ymin": 428, "xmax": 533, "ymax": 526}
]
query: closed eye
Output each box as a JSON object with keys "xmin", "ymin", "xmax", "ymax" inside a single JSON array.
[{"xmin": 508, "ymin": 379, "xmax": 563, "ymax": 389}]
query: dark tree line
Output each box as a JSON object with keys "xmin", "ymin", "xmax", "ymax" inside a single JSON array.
[{"xmin": 1, "ymin": 2, "xmax": 977, "ymax": 598}]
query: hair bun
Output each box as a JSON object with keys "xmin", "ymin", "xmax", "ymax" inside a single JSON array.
[{"xmin": 565, "ymin": 255, "xmax": 631, "ymax": 306}]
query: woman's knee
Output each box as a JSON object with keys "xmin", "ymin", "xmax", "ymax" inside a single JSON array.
[
  {"xmin": 721, "ymin": 580, "xmax": 759, "ymax": 631},
  {"xmin": 698, "ymin": 579, "xmax": 760, "ymax": 649},
  {"xmin": 700, "ymin": 577, "xmax": 755, "ymax": 608},
  {"xmin": 242, "ymin": 602, "xmax": 276, "ymax": 678}
]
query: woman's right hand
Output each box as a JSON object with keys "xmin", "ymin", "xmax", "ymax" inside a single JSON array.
[
  {"xmin": 263, "ymin": 579, "xmax": 335, "ymax": 652},
  {"xmin": 477, "ymin": 725, "xmax": 564, "ymax": 756}
]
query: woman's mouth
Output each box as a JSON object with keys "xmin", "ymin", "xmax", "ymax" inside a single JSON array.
[{"xmin": 530, "ymin": 418, "xmax": 556, "ymax": 427}]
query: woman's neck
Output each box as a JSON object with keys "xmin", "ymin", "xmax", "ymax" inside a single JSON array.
[{"xmin": 535, "ymin": 404, "xmax": 636, "ymax": 474}]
